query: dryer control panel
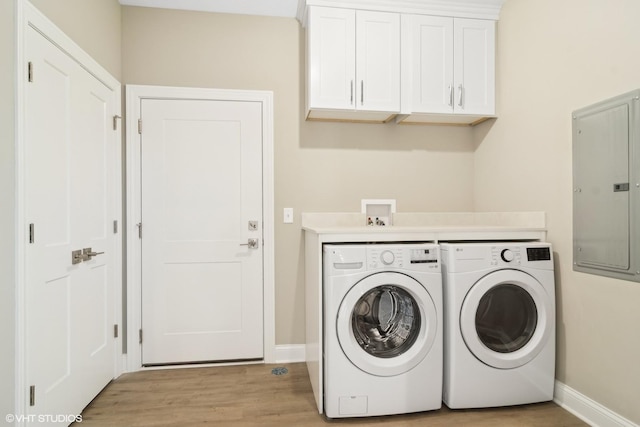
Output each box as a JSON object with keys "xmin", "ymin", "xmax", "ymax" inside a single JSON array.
[
  {"xmin": 490, "ymin": 245, "xmax": 553, "ymax": 266},
  {"xmin": 441, "ymin": 242, "xmax": 553, "ymax": 272},
  {"xmin": 491, "ymin": 246, "xmax": 522, "ymax": 265}
]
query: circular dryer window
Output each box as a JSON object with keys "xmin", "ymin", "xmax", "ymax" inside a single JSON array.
[
  {"xmin": 337, "ymin": 272, "xmax": 438, "ymax": 377},
  {"xmin": 476, "ymin": 284, "xmax": 538, "ymax": 353},
  {"xmin": 460, "ymin": 270, "xmax": 552, "ymax": 370}
]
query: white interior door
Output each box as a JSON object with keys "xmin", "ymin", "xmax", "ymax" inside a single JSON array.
[
  {"xmin": 24, "ymin": 24, "xmax": 118, "ymax": 420},
  {"xmin": 140, "ymin": 98, "xmax": 264, "ymax": 366}
]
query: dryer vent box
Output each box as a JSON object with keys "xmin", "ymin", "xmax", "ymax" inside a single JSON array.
[{"xmin": 572, "ymin": 89, "xmax": 640, "ymax": 283}]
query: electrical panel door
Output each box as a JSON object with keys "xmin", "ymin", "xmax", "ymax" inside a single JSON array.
[{"xmin": 572, "ymin": 89, "xmax": 640, "ymax": 282}]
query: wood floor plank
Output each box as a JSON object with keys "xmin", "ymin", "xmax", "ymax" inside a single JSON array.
[{"xmin": 77, "ymin": 363, "xmax": 588, "ymax": 426}]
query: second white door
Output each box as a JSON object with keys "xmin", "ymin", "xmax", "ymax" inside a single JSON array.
[
  {"xmin": 140, "ymin": 98, "xmax": 264, "ymax": 365},
  {"xmin": 25, "ymin": 22, "xmax": 119, "ymax": 420}
]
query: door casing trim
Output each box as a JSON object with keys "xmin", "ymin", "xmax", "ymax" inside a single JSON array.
[{"xmin": 125, "ymin": 84, "xmax": 276, "ymax": 371}]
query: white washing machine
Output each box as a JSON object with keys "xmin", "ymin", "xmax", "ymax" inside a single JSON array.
[
  {"xmin": 440, "ymin": 242, "xmax": 556, "ymax": 409},
  {"xmin": 323, "ymin": 243, "xmax": 442, "ymax": 418}
]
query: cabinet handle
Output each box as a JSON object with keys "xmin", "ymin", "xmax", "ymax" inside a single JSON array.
[
  {"xmin": 448, "ymin": 85, "xmax": 453, "ymax": 106},
  {"xmin": 361, "ymin": 81, "xmax": 364, "ymax": 105},
  {"xmin": 350, "ymin": 80, "xmax": 354, "ymax": 105},
  {"xmin": 458, "ymin": 84, "xmax": 464, "ymax": 107}
]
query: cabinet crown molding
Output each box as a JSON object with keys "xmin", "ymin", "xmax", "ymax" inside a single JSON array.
[{"xmin": 297, "ymin": 0, "xmax": 504, "ymax": 24}]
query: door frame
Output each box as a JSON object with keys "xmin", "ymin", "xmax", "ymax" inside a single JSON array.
[
  {"xmin": 125, "ymin": 85, "xmax": 276, "ymax": 371},
  {"xmin": 15, "ymin": 0, "xmax": 123, "ymax": 420}
]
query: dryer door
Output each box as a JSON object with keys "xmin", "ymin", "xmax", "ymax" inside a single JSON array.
[
  {"xmin": 336, "ymin": 272, "xmax": 438, "ymax": 377},
  {"xmin": 460, "ymin": 269, "xmax": 553, "ymax": 369}
]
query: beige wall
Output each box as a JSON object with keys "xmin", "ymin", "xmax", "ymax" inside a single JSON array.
[
  {"xmin": 1, "ymin": 0, "xmax": 16, "ymax": 418},
  {"xmin": 29, "ymin": 0, "xmax": 122, "ymax": 79},
  {"xmin": 121, "ymin": 6, "xmax": 476, "ymax": 346},
  {"xmin": 473, "ymin": 0, "xmax": 640, "ymax": 422}
]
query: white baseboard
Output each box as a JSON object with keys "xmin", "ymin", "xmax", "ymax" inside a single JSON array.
[
  {"xmin": 554, "ymin": 381, "xmax": 638, "ymax": 427},
  {"xmin": 274, "ymin": 344, "xmax": 306, "ymax": 364}
]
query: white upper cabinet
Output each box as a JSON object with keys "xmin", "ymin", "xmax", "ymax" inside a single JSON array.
[
  {"xmin": 306, "ymin": 6, "xmax": 400, "ymax": 122},
  {"xmin": 356, "ymin": 11, "xmax": 401, "ymax": 112},
  {"xmin": 307, "ymin": 7, "xmax": 356, "ymax": 112},
  {"xmin": 454, "ymin": 18, "xmax": 495, "ymax": 116},
  {"xmin": 299, "ymin": 0, "xmax": 502, "ymax": 125},
  {"xmin": 406, "ymin": 15, "xmax": 455, "ymax": 114},
  {"xmin": 400, "ymin": 15, "xmax": 496, "ymax": 125}
]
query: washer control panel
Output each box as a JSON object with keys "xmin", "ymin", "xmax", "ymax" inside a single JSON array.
[
  {"xmin": 380, "ymin": 250, "xmax": 396, "ymax": 265},
  {"xmin": 367, "ymin": 244, "xmax": 440, "ymax": 271},
  {"xmin": 527, "ymin": 246, "xmax": 552, "ymax": 261},
  {"xmin": 500, "ymin": 249, "xmax": 515, "ymax": 262}
]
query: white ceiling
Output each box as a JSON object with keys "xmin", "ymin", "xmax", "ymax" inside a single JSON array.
[{"xmin": 118, "ymin": 0, "xmax": 300, "ymax": 18}]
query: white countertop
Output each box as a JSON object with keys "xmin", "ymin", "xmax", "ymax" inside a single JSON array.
[{"xmin": 302, "ymin": 212, "xmax": 547, "ymax": 242}]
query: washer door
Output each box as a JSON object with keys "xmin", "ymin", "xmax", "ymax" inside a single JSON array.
[
  {"xmin": 460, "ymin": 269, "xmax": 552, "ymax": 369},
  {"xmin": 336, "ymin": 272, "xmax": 438, "ymax": 377}
]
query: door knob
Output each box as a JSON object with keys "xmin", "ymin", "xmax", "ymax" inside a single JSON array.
[
  {"xmin": 83, "ymin": 247, "xmax": 105, "ymax": 260},
  {"xmin": 240, "ymin": 238, "xmax": 259, "ymax": 249}
]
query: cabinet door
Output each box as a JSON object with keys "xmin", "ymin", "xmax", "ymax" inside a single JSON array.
[
  {"xmin": 453, "ymin": 18, "xmax": 495, "ymax": 115},
  {"xmin": 307, "ymin": 6, "xmax": 356, "ymax": 110},
  {"xmin": 356, "ymin": 10, "xmax": 400, "ymax": 112},
  {"xmin": 410, "ymin": 15, "xmax": 454, "ymax": 114}
]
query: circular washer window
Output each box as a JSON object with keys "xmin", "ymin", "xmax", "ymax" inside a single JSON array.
[
  {"xmin": 351, "ymin": 285, "xmax": 420, "ymax": 358},
  {"xmin": 337, "ymin": 272, "xmax": 438, "ymax": 377},
  {"xmin": 460, "ymin": 269, "xmax": 552, "ymax": 370}
]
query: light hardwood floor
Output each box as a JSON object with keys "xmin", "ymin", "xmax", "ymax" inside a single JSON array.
[{"xmin": 77, "ymin": 363, "xmax": 588, "ymax": 426}]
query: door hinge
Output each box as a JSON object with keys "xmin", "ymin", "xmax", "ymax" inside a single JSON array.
[
  {"xmin": 113, "ymin": 115, "xmax": 121, "ymax": 131},
  {"xmin": 114, "ymin": 324, "xmax": 119, "ymax": 338},
  {"xmin": 29, "ymin": 385, "xmax": 35, "ymax": 406},
  {"xmin": 113, "ymin": 220, "xmax": 118, "ymax": 234},
  {"xmin": 137, "ymin": 119, "xmax": 142, "ymax": 134},
  {"xmin": 29, "ymin": 223, "xmax": 35, "ymax": 244},
  {"xmin": 28, "ymin": 61, "xmax": 33, "ymax": 82},
  {"xmin": 139, "ymin": 329, "xmax": 143, "ymax": 344},
  {"xmin": 137, "ymin": 222, "xmax": 142, "ymax": 239}
]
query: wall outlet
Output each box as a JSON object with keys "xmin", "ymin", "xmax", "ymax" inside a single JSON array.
[{"xmin": 283, "ymin": 208, "xmax": 294, "ymax": 224}]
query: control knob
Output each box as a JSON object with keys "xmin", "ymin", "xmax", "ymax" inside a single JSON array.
[
  {"xmin": 381, "ymin": 250, "xmax": 395, "ymax": 265},
  {"xmin": 501, "ymin": 249, "xmax": 514, "ymax": 262}
]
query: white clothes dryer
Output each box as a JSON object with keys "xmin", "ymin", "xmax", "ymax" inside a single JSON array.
[
  {"xmin": 440, "ymin": 242, "xmax": 556, "ymax": 409},
  {"xmin": 323, "ymin": 243, "xmax": 443, "ymax": 418}
]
